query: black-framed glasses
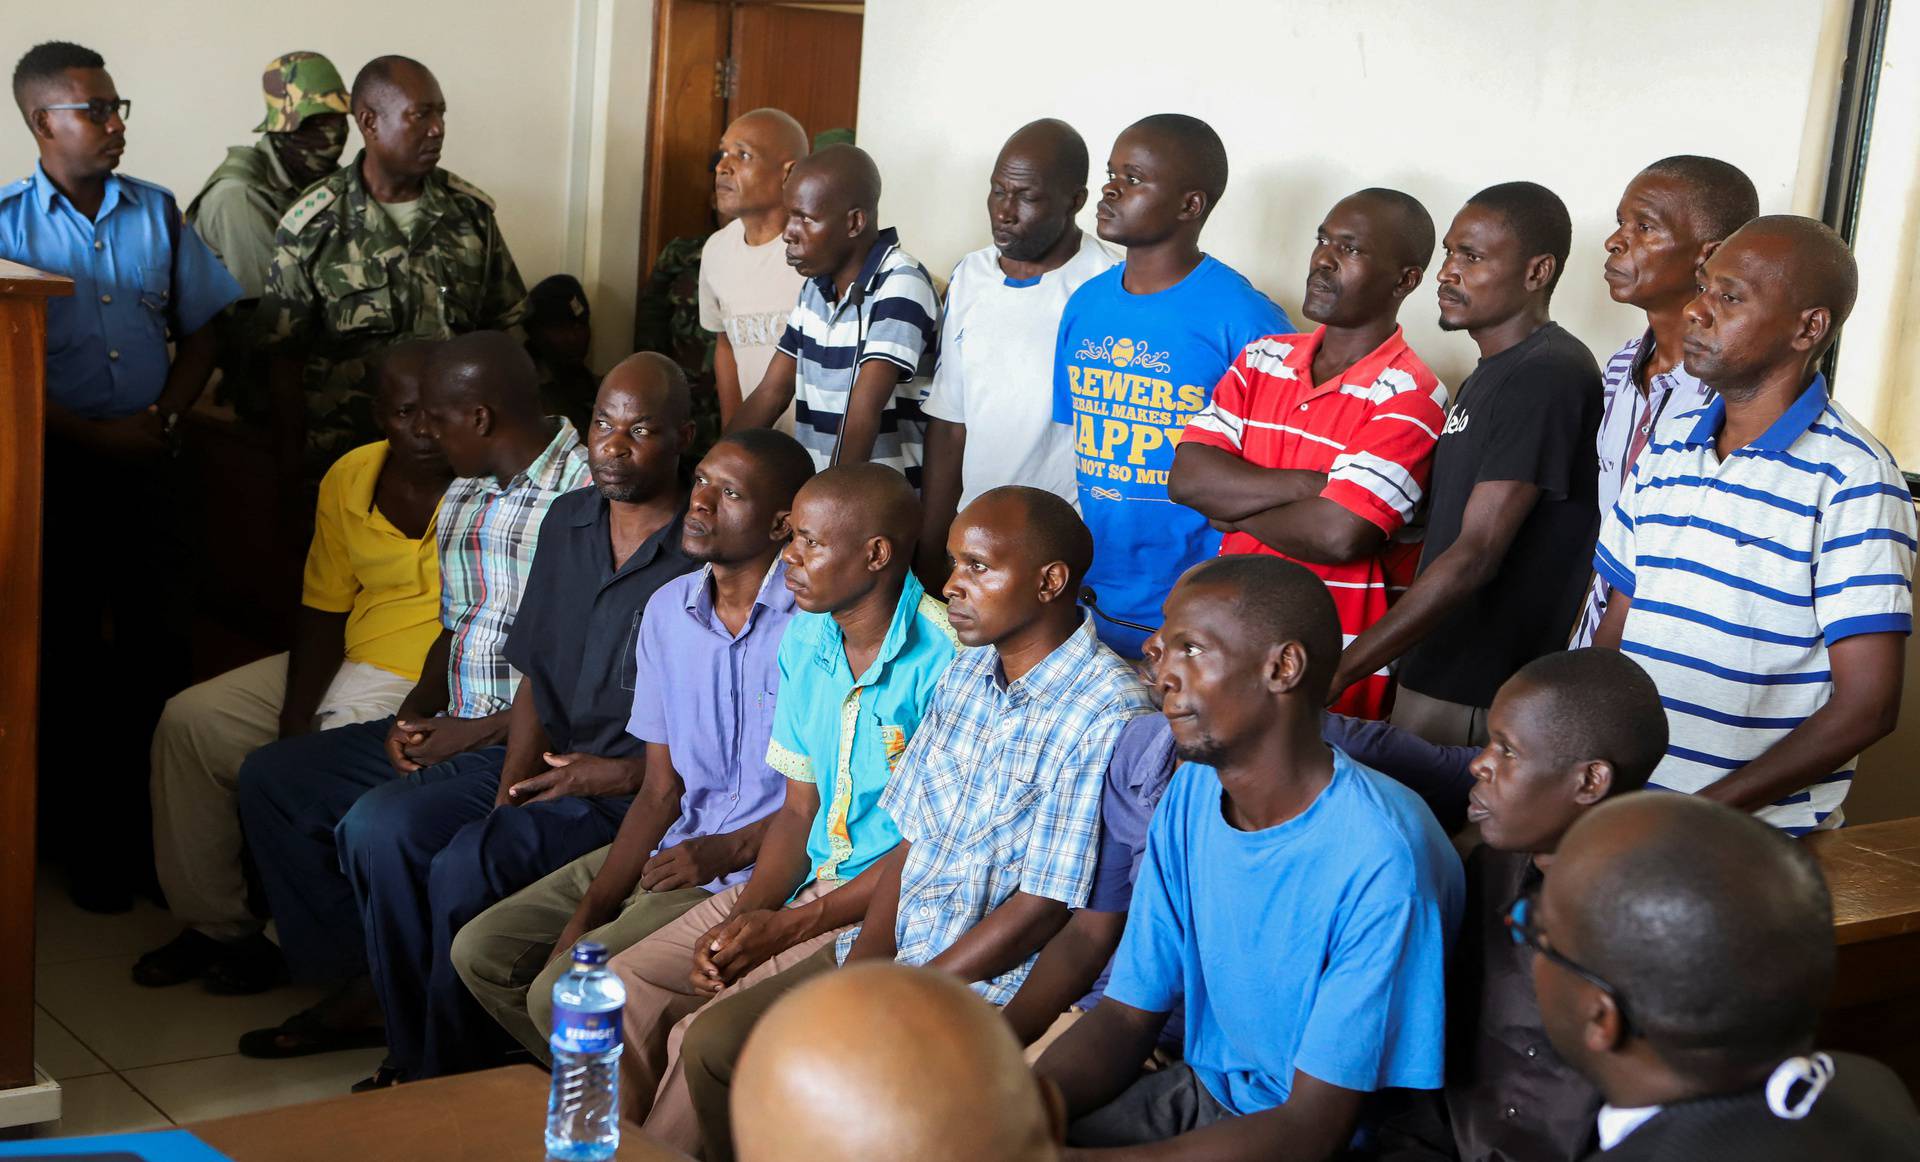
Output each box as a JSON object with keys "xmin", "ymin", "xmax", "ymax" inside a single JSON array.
[
  {"xmin": 39, "ymin": 99, "xmax": 131, "ymax": 126},
  {"xmin": 1505, "ymin": 890, "xmax": 1632, "ymax": 1032}
]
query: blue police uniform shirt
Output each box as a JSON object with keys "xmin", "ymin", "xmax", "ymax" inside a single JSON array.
[
  {"xmin": 0, "ymin": 164, "xmax": 241, "ymax": 418},
  {"xmin": 1052, "ymin": 256, "xmax": 1289, "ymax": 655}
]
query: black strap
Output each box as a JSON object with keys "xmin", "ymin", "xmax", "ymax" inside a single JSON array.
[{"xmin": 161, "ymin": 190, "xmax": 185, "ymax": 339}]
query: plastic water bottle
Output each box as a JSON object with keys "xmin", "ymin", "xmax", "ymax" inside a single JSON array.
[{"xmin": 545, "ymin": 941, "xmax": 626, "ymax": 1161}]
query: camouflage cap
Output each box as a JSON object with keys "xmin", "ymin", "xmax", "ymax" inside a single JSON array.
[{"xmin": 255, "ymin": 51, "xmax": 351, "ymax": 133}]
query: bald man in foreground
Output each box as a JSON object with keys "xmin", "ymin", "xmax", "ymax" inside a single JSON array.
[
  {"xmin": 1592, "ymin": 215, "xmax": 1914, "ymax": 835},
  {"xmin": 607, "ymin": 463, "xmax": 958, "ymax": 1140},
  {"xmin": 236, "ymin": 332, "xmax": 593, "ymax": 1060},
  {"xmin": 1531, "ymin": 795, "xmax": 1920, "ymax": 1158},
  {"xmin": 726, "ymin": 144, "xmax": 940, "ymax": 486},
  {"xmin": 734, "ymin": 962, "xmax": 1066, "ymax": 1162},
  {"xmin": 704, "ymin": 108, "xmax": 810, "ymax": 427}
]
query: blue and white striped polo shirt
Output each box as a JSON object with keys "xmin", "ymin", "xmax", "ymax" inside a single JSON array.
[
  {"xmin": 1595, "ymin": 375, "xmax": 1916, "ymax": 833},
  {"xmin": 776, "ymin": 226, "xmax": 939, "ymax": 485}
]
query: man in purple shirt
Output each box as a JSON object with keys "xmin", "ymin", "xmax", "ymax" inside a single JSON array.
[
  {"xmin": 447, "ymin": 428, "xmax": 818, "ymax": 1064},
  {"xmin": 1570, "ymin": 156, "xmax": 1757, "ymax": 645}
]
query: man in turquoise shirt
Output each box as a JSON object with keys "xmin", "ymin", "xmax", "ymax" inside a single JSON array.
[{"xmin": 608, "ymin": 463, "xmax": 957, "ymax": 1140}]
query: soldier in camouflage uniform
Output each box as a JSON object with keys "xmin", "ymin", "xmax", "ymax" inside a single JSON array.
[
  {"xmin": 188, "ymin": 51, "xmax": 351, "ymax": 422},
  {"xmin": 256, "ymin": 54, "xmax": 526, "ymax": 474}
]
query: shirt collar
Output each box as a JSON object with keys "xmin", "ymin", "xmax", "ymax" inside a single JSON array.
[
  {"xmin": 991, "ymin": 613, "xmax": 1100, "ymax": 701},
  {"xmin": 32, "ymin": 161, "xmax": 130, "ymax": 218},
  {"xmin": 1290, "ymin": 325, "xmax": 1412, "ymax": 395},
  {"xmin": 498, "ymin": 418, "xmax": 583, "ymax": 493},
  {"xmin": 1683, "ymin": 373, "xmax": 1828, "ymax": 452},
  {"xmin": 812, "ymin": 568, "xmax": 928, "ymax": 682},
  {"xmin": 342, "ymin": 150, "xmax": 450, "ymax": 242},
  {"xmin": 811, "ymin": 226, "xmax": 901, "ymax": 305},
  {"xmin": 686, "ymin": 558, "xmax": 795, "ymax": 634},
  {"xmin": 1595, "ymin": 1103, "xmax": 1663, "ymax": 1150}
]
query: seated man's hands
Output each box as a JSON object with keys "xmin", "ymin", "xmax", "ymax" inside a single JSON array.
[
  {"xmin": 385, "ymin": 714, "xmax": 495, "ymax": 774},
  {"xmin": 688, "ymin": 908, "xmax": 803, "ymax": 996},
  {"xmin": 640, "ymin": 836, "xmax": 735, "ymax": 893},
  {"xmin": 505, "ymin": 752, "xmax": 646, "ymax": 805}
]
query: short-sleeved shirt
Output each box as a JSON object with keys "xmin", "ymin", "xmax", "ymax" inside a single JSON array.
[
  {"xmin": 1399, "ymin": 322, "xmax": 1602, "ymax": 708},
  {"xmin": 1185, "ymin": 327, "xmax": 1447, "ymax": 718},
  {"xmin": 1595, "ymin": 376, "xmax": 1917, "ymax": 833},
  {"xmin": 300, "ymin": 440, "xmax": 442, "ymax": 680},
  {"xmin": 627, "ymin": 561, "xmax": 798, "ymax": 892},
  {"xmin": 867, "ymin": 617, "xmax": 1151, "ymax": 1001},
  {"xmin": 436, "ymin": 420, "xmax": 591, "ymax": 718},
  {"xmin": 1106, "ymin": 748, "xmax": 1464, "ymax": 1115},
  {"xmin": 503, "ymin": 488, "xmax": 696, "ymax": 756},
  {"xmin": 1079, "ymin": 713, "xmax": 1180, "ymax": 1012},
  {"xmin": 775, "ymin": 226, "xmax": 939, "ymax": 484},
  {"xmin": 765, "ymin": 572, "xmax": 959, "ymax": 886},
  {"xmin": 1052, "ymin": 256, "xmax": 1291, "ymax": 656},
  {"xmin": 1571, "ymin": 332, "xmax": 1714, "ymax": 647},
  {"xmin": 698, "ymin": 218, "xmax": 804, "ymax": 395},
  {"xmin": 0, "ymin": 165, "xmax": 241, "ymax": 418},
  {"xmin": 922, "ymin": 235, "xmax": 1119, "ymax": 508}
]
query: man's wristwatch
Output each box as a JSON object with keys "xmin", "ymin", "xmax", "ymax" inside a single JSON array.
[{"xmin": 160, "ymin": 408, "xmax": 184, "ymax": 456}]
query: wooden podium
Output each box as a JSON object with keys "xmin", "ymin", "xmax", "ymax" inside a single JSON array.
[{"xmin": 0, "ymin": 260, "xmax": 71, "ymax": 1092}]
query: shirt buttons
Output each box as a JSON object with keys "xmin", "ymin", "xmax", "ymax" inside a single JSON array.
[
  {"xmin": 100, "ymin": 293, "xmax": 112, "ymax": 304},
  {"xmin": 1525, "ymin": 1045, "xmax": 1538, "ymax": 1059},
  {"xmin": 108, "ymin": 349, "xmax": 120, "ymax": 360},
  {"xmin": 1504, "ymin": 1106, "xmax": 1519, "ymax": 1120},
  {"xmin": 93, "ymin": 240, "xmax": 104, "ymax": 251},
  {"xmin": 1298, "ymin": 403, "xmax": 1310, "ymax": 412}
]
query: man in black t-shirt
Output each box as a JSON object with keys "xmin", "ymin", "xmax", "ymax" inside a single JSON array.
[{"xmin": 1332, "ymin": 182, "xmax": 1601, "ymax": 746}]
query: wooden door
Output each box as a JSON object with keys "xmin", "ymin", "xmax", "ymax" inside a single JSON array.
[{"xmin": 727, "ymin": 4, "xmax": 863, "ymax": 141}]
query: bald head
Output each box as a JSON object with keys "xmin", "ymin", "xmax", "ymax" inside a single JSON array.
[
  {"xmin": 1125, "ymin": 113, "xmax": 1229, "ymax": 210},
  {"xmin": 350, "ymin": 54, "xmax": 434, "ymax": 116},
  {"xmin": 374, "ymin": 338, "xmax": 437, "ymax": 406},
  {"xmin": 1729, "ymin": 214, "xmax": 1858, "ymax": 333},
  {"xmin": 804, "ymin": 462, "xmax": 919, "ymax": 554},
  {"xmin": 969, "ymin": 486, "xmax": 1094, "ymax": 590},
  {"xmin": 731, "ymin": 107, "xmax": 809, "ymax": 163},
  {"xmin": 790, "ymin": 143, "xmax": 882, "ymax": 216},
  {"xmin": 1348, "ymin": 187, "xmax": 1437, "ymax": 271},
  {"xmin": 998, "ymin": 118, "xmax": 1089, "ymax": 195},
  {"xmin": 424, "ymin": 330, "xmax": 541, "ymax": 421},
  {"xmin": 1553, "ymin": 794, "xmax": 1834, "ymax": 1081},
  {"xmin": 733, "ymin": 964, "xmax": 1060, "ymax": 1162},
  {"xmin": 598, "ymin": 350, "xmax": 692, "ymax": 430}
]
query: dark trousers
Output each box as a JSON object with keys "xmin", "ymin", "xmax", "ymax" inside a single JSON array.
[
  {"xmin": 234, "ymin": 717, "xmax": 506, "ymax": 984},
  {"xmin": 1069, "ymin": 1063, "xmax": 1234, "ymax": 1147},
  {"xmin": 40, "ymin": 440, "xmax": 190, "ymax": 891},
  {"xmin": 337, "ymin": 758, "xmax": 629, "ymax": 1079}
]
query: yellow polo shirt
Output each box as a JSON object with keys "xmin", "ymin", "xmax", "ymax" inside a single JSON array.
[{"xmin": 301, "ymin": 441, "xmax": 442, "ymax": 680}]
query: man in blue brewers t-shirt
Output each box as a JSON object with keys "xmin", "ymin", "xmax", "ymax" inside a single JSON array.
[
  {"xmin": 1051, "ymin": 114, "xmax": 1290, "ymax": 656},
  {"xmin": 1034, "ymin": 555, "xmax": 1463, "ymax": 1158}
]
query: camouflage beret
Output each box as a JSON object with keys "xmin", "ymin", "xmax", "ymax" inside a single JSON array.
[{"xmin": 255, "ymin": 51, "xmax": 351, "ymax": 133}]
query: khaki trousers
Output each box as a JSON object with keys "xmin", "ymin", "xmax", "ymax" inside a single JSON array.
[
  {"xmin": 149, "ymin": 653, "xmax": 411, "ymax": 941},
  {"xmin": 1390, "ymin": 685, "xmax": 1491, "ymax": 749},
  {"xmin": 607, "ymin": 880, "xmax": 848, "ymax": 1155},
  {"xmin": 448, "ymin": 844, "xmax": 711, "ymax": 1060}
]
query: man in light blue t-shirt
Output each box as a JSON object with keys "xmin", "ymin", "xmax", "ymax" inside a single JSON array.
[
  {"xmin": 1051, "ymin": 113, "xmax": 1290, "ymax": 657},
  {"xmin": 1034, "ymin": 555, "xmax": 1463, "ymax": 1158}
]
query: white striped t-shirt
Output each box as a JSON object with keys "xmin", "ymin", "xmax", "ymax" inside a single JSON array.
[{"xmin": 1595, "ymin": 375, "xmax": 1916, "ymax": 833}]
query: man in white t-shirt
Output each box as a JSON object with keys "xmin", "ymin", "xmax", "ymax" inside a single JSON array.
[
  {"xmin": 917, "ymin": 118, "xmax": 1118, "ymax": 585},
  {"xmin": 701, "ymin": 108, "xmax": 811, "ymax": 429}
]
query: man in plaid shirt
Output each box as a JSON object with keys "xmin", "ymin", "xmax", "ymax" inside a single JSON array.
[{"xmin": 676, "ymin": 486, "xmax": 1153, "ymax": 1162}]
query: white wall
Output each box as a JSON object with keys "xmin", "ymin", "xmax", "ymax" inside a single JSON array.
[
  {"xmin": 858, "ymin": 0, "xmax": 1848, "ymax": 388},
  {"xmin": 2, "ymin": 1, "xmax": 650, "ymax": 369}
]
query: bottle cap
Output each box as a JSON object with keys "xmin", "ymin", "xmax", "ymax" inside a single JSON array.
[{"xmin": 571, "ymin": 940, "xmax": 609, "ymax": 966}]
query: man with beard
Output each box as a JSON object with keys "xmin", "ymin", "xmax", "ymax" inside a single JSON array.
[
  {"xmin": 1334, "ymin": 183, "xmax": 1602, "ymax": 745},
  {"xmin": 236, "ymin": 331, "xmax": 587, "ymax": 1059},
  {"xmin": 256, "ymin": 54, "xmax": 528, "ymax": 476},
  {"xmin": 916, "ymin": 120, "xmax": 1117, "ymax": 586},
  {"xmin": 140, "ymin": 341, "xmax": 451, "ymax": 995},
  {"xmin": 4, "ymin": 39, "xmax": 243, "ymax": 910},
  {"xmin": 188, "ymin": 52, "xmax": 351, "ymax": 299},
  {"xmin": 725, "ymin": 145, "xmax": 940, "ymax": 485},
  {"xmin": 1172, "ymin": 189, "xmax": 1444, "ymax": 719},
  {"xmin": 333, "ymin": 351, "xmax": 701, "ymax": 1089},
  {"xmin": 1034, "ymin": 556, "xmax": 1462, "ymax": 1158}
]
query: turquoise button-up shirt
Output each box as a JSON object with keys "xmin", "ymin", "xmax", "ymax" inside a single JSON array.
[{"xmin": 765, "ymin": 571, "xmax": 958, "ymax": 886}]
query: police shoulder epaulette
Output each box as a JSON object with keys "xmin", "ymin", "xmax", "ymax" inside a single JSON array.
[
  {"xmin": 278, "ymin": 182, "xmax": 339, "ymax": 234},
  {"xmin": 441, "ymin": 170, "xmax": 496, "ymax": 211}
]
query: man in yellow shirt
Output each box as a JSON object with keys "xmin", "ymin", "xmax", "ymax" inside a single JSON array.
[{"xmin": 139, "ymin": 339, "xmax": 453, "ymax": 994}]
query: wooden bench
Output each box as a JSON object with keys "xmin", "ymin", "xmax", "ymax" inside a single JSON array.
[{"xmin": 1808, "ymin": 815, "xmax": 1920, "ymax": 1094}]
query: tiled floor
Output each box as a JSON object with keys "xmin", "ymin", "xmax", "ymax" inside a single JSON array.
[{"xmin": 25, "ymin": 870, "xmax": 387, "ymax": 1138}]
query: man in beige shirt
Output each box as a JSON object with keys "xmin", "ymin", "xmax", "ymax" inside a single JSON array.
[{"xmin": 701, "ymin": 108, "xmax": 809, "ymax": 429}]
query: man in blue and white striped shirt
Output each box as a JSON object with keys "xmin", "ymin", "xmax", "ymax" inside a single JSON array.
[
  {"xmin": 1594, "ymin": 216, "xmax": 1915, "ymax": 834},
  {"xmin": 728, "ymin": 144, "xmax": 939, "ymax": 486}
]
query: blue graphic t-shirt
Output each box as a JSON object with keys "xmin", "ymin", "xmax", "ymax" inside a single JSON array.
[{"xmin": 1052, "ymin": 256, "xmax": 1290, "ymax": 655}]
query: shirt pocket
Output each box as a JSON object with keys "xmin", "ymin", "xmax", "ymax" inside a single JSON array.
[
  {"xmin": 324, "ymin": 259, "xmax": 398, "ymax": 339},
  {"xmin": 138, "ymin": 264, "xmax": 172, "ymax": 332},
  {"xmin": 422, "ymin": 250, "xmax": 483, "ymax": 330}
]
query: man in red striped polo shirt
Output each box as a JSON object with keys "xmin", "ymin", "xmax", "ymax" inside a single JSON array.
[{"xmin": 1169, "ymin": 189, "xmax": 1444, "ymax": 718}]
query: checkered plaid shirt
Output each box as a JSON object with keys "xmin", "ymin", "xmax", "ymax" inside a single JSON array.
[
  {"xmin": 436, "ymin": 420, "xmax": 590, "ymax": 718},
  {"xmin": 868, "ymin": 616, "xmax": 1152, "ymax": 1004}
]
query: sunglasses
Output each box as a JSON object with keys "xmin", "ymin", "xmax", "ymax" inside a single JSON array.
[
  {"xmin": 1505, "ymin": 890, "xmax": 1632, "ymax": 1032},
  {"xmin": 39, "ymin": 99, "xmax": 131, "ymax": 126}
]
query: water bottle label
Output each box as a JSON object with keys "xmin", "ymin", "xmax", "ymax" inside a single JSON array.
[{"xmin": 551, "ymin": 1005, "xmax": 623, "ymax": 1056}]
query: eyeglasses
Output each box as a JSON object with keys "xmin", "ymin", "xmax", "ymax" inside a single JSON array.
[
  {"xmin": 39, "ymin": 99, "xmax": 131, "ymax": 126},
  {"xmin": 1505, "ymin": 890, "xmax": 1632, "ymax": 1032}
]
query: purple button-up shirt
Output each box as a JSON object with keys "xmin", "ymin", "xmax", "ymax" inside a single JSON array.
[{"xmin": 627, "ymin": 560, "xmax": 797, "ymax": 891}]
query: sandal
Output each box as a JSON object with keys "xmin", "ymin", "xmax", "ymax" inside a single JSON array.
[
  {"xmin": 351, "ymin": 1061, "xmax": 406, "ymax": 1093},
  {"xmin": 133, "ymin": 930, "xmax": 220, "ymax": 988},
  {"xmin": 238, "ymin": 1005, "xmax": 386, "ymax": 1059}
]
